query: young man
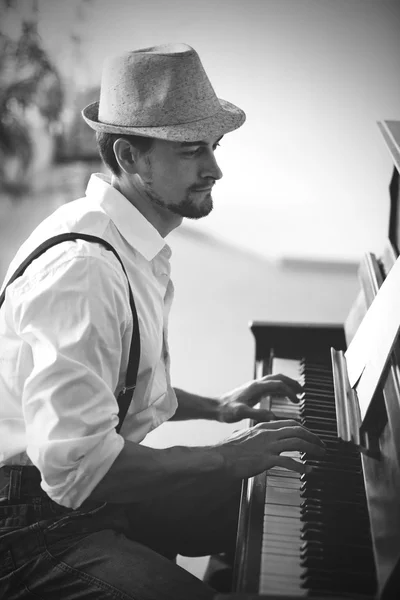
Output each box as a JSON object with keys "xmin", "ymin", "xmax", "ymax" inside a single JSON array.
[{"xmin": 0, "ymin": 44, "xmax": 325, "ymax": 599}]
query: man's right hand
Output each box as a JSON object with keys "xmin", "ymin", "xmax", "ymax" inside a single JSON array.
[
  {"xmin": 215, "ymin": 419, "xmax": 326, "ymax": 479},
  {"xmin": 88, "ymin": 421, "xmax": 326, "ymax": 505}
]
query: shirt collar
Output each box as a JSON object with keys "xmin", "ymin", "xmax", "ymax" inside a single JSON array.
[{"xmin": 85, "ymin": 173, "xmax": 167, "ymax": 261}]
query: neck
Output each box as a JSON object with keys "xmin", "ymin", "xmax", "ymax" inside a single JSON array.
[{"xmin": 111, "ymin": 174, "xmax": 183, "ymax": 238}]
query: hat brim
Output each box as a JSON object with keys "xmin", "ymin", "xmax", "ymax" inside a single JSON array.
[{"xmin": 81, "ymin": 100, "xmax": 245, "ymax": 142}]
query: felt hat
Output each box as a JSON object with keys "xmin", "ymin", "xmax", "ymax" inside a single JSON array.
[{"xmin": 82, "ymin": 43, "xmax": 245, "ymax": 142}]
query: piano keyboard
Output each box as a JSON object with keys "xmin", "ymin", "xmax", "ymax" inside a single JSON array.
[{"xmin": 259, "ymin": 355, "xmax": 377, "ymax": 597}]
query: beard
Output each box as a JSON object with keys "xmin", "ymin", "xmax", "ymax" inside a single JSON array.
[{"xmin": 143, "ymin": 182, "xmax": 214, "ymax": 219}]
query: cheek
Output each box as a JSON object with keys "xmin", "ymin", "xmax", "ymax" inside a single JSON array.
[{"xmin": 155, "ymin": 164, "xmax": 194, "ymax": 192}]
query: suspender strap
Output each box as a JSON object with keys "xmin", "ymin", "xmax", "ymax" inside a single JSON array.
[{"xmin": 0, "ymin": 232, "xmax": 140, "ymax": 434}]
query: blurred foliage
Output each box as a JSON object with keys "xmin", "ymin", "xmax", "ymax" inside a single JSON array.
[
  {"xmin": 58, "ymin": 85, "xmax": 100, "ymax": 161},
  {"xmin": 0, "ymin": 0, "xmax": 64, "ymax": 195}
]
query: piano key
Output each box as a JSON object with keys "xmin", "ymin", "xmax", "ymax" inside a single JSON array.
[
  {"xmin": 264, "ymin": 520, "xmax": 302, "ymax": 536},
  {"xmin": 263, "ymin": 535, "xmax": 301, "ymax": 546},
  {"xmin": 257, "ymin": 355, "xmax": 376, "ymax": 598},
  {"xmin": 261, "ymin": 558, "xmax": 304, "ymax": 576},
  {"xmin": 265, "ymin": 486, "xmax": 301, "ymax": 505},
  {"xmin": 264, "ymin": 504, "xmax": 301, "ymax": 518}
]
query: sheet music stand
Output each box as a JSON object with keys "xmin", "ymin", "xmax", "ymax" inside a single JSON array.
[{"xmin": 378, "ymin": 120, "xmax": 400, "ymax": 257}]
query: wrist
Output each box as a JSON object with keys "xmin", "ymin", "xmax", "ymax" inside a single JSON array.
[
  {"xmin": 172, "ymin": 388, "xmax": 223, "ymax": 420},
  {"xmin": 165, "ymin": 444, "xmax": 225, "ymax": 476},
  {"xmin": 205, "ymin": 396, "xmax": 224, "ymax": 420}
]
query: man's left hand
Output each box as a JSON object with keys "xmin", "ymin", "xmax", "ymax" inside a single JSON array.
[{"xmin": 217, "ymin": 374, "xmax": 303, "ymax": 424}]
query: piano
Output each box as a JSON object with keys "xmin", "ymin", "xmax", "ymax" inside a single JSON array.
[{"xmin": 216, "ymin": 120, "xmax": 400, "ymax": 600}]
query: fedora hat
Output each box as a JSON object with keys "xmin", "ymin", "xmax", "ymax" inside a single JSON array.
[{"xmin": 82, "ymin": 43, "xmax": 245, "ymax": 142}]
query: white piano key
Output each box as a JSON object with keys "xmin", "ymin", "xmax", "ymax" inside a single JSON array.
[
  {"xmin": 259, "ymin": 358, "xmax": 306, "ymax": 597},
  {"xmin": 261, "ymin": 561, "xmax": 303, "ymax": 577},
  {"xmin": 265, "ymin": 486, "xmax": 301, "ymax": 505},
  {"xmin": 262, "ymin": 538, "xmax": 300, "ymax": 549},
  {"xmin": 262, "ymin": 545, "xmax": 301, "ymax": 557},
  {"xmin": 268, "ymin": 468, "xmax": 301, "ymax": 478},
  {"xmin": 263, "ymin": 520, "xmax": 302, "ymax": 536},
  {"xmin": 261, "ymin": 570, "xmax": 305, "ymax": 584},
  {"xmin": 263, "ymin": 534, "xmax": 301, "ymax": 545},
  {"xmin": 269, "ymin": 462, "xmax": 301, "ymax": 470},
  {"xmin": 264, "ymin": 504, "xmax": 301, "ymax": 518},
  {"xmin": 260, "ymin": 580, "xmax": 306, "ymax": 596},
  {"xmin": 267, "ymin": 477, "xmax": 301, "ymax": 489},
  {"xmin": 261, "ymin": 571, "xmax": 304, "ymax": 583}
]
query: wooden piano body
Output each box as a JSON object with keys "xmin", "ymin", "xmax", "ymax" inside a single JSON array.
[{"xmin": 219, "ymin": 121, "xmax": 400, "ymax": 600}]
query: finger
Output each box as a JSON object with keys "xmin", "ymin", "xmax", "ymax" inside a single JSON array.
[
  {"xmin": 260, "ymin": 373, "xmax": 303, "ymax": 394},
  {"xmin": 249, "ymin": 409, "xmax": 300, "ymax": 424},
  {"xmin": 255, "ymin": 380, "xmax": 302, "ymax": 404},
  {"xmin": 255, "ymin": 418, "xmax": 300, "ymax": 430},
  {"xmin": 273, "ymin": 437, "xmax": 326, "ymax": 457},
  {"xmin": 240, "ymin": 407, "xmax": 277, "ymax": 422},
  {"xmin": 274, "ymin": 424, "xmax": 326, "ymax": 448},
  {"xmin": 272, "ymin": 455, "xmax": 313, "ymax": 475}
]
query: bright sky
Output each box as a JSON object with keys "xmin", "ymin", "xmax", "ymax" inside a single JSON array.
[{"xmin": 5, "ymin": 0, "xmax": 400, "ymax": 262}]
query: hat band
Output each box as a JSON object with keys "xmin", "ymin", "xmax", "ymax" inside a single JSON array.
[{"xmin": 98, "ymin": 102, "xmax": 224, "ymax": 129}]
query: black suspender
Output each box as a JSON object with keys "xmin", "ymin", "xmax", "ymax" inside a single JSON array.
[{"xmin": 0, "ymin": 232, "xmax": 140, "ymax": 434}]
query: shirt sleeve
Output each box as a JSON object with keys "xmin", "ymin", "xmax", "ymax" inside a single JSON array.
[{"xmin": 10, "ymin": 250, "xmax": 131, "ymax": 509}]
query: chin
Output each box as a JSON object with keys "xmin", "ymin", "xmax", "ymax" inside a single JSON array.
[
  {"xmin": 183, "ymin": 201, "xmax": 213, "ymax": 220},
  {"xmin": 170, "ymin": 194, "xmax": 213, "ymax": 219}
]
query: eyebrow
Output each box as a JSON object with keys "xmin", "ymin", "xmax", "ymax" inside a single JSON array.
[{"xmin": 178, "ymin": 136, "xmax": 224, "ymax": 148}]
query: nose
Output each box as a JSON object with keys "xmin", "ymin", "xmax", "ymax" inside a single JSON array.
[{"xmin": 200, "ymin": 150, "xmax": 223, "ymax": 181}]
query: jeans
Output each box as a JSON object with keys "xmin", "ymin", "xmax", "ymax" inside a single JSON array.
[{"xmin": 0, "ymin": 466, "xmax": 240, "ymax": 599}]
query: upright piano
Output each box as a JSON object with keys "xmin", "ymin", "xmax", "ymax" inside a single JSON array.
[{"xmin": 218, "ymin": 120, "xmax": 400, "ymax": 600}]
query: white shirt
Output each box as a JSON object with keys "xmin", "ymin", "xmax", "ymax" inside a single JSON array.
[{"xmin": 0, "ymin": 173, "xmax": 178, "ymax": 509}]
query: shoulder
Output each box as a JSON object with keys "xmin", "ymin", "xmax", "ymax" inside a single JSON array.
[
  {"xmin": 2, "ymin": 197, "xmax": 130, "ymax": 292},
  {"xmin": 7, "ymin": 242, "xmax": 132, "ymax": 334},
  {"xmin": 3, "ymin": 226, "xmax": 133, "ymax": 324},
  {"xmin": 13, "ymin": 238, "xmax": 127, "ymax": 293}
]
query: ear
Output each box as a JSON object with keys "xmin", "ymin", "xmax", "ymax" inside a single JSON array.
[{"xmin": 113, "ymin": 138, "xmax": 139, "ymax": 175}]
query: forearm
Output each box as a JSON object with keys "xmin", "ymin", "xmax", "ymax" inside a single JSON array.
[
  {"xmin": 88, "ymin": 439, "xmax": 224, "ymax": 504},
  {"xmin": 170, "ymin": 387, "xmax": 221, "ymax": 420}
]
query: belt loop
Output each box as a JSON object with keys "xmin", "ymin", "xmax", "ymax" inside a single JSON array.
[{"xmin": 8, "ymin": 466, "xmax": 23, "ymax": 502}]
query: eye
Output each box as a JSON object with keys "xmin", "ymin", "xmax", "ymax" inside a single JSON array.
[
  {"xmin": 182, "ymin": 146, "xmax": 202, "ymax": 157},
  {"xmin": 182, "ymin": 142, "xmax": 220, "ymax": 157}
]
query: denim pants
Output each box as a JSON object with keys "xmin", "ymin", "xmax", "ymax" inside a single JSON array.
[{"xmin": 0, "ymin": 466, "xmax": 240, "ymax": 599}]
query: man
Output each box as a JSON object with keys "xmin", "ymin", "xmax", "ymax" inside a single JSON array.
[{"xmin": 0, "ymin": 44, "xmax": 325, "ymax": 599}]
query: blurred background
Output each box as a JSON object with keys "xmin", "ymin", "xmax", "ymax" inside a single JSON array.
[{"xmin": 0, "ymin": 0, "xmax": 399, "ymax": 577}]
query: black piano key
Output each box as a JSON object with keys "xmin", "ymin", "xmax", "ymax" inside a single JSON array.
[
  {"xmin": 301, "ymin": 552, "xmax": 375, "ymax": 572},
  {"xmin": 300, "ymin": 506, "xmax": 370, "ymax": 526},
  {"xmin": 259, "ymin": 355, "xmax": 376, "ymax": 598},
  {"xmin": 301, "ymin": 572, "xmax": 375, "ymax": 595},
  {"xmin": 300, "ymin": 539, "xmax": 375, "ymax": 558},
  {"xmin": 300, "ymin": 496, "xmax": 368, "ymax": 511}
]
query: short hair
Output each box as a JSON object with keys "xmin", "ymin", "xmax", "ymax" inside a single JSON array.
[{"xmin": 96, "ymin": 132, "xmax": 154, "ymax": 177}]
